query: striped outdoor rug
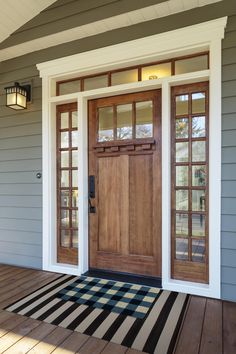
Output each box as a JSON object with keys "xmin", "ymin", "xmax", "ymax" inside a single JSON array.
[{"xmin": 5, "ymin": 274, "xmax": 189, "ymax": 354}]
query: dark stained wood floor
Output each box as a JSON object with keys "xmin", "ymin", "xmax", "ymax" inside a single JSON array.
[{"xmin": 0, "ymin": 264, "xmax": 235, "ymax": 353}]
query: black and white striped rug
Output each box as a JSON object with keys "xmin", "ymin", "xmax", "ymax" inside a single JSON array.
[{"xmin": 5, "ymin": 275, "xmax": 189, "ymax": 354}]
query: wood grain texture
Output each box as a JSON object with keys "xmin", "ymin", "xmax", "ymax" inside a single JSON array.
[
  {"xmin": 199, "ymin": 299, "xmax": 222, "ymax": 354},
  {"xmin": 175, "ymin": 296, "xmax": 206, "ymax": 354}
]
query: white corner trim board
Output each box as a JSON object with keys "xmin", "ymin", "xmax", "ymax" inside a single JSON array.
[
  {"xmin": 0, "ymin": 0, "xmax": 222, "ymax": 62},
  {"xmin": 38, "ymin": 17, "xmax": 227, "ymax": 298}
]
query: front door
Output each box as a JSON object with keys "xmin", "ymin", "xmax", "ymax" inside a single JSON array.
[{"xmin": 88, "ymin": 90, "xmax": 162, "ymax": 277}]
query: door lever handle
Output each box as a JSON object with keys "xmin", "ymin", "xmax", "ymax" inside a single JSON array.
[
  {"xmin": 89, "ymin": 175, "xmax": 95, "ymax": 199},
  {"xmin": 89, "ymin": 198, "xmax": 96, "ymax": 213}
]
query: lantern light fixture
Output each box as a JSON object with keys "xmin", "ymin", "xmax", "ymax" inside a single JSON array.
[{"xmin": 4, "ymin": 82, "xmax": 31, "ymax": 110}]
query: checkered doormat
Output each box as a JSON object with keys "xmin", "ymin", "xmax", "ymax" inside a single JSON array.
[{"xmin": 57, "ymin": 277, "xmax": 159, "ymax": 319}]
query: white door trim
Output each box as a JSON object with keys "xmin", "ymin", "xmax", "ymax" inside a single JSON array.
[{"xmin": 38, "ymin": 17, "xmax": 227, "ymax": 297}]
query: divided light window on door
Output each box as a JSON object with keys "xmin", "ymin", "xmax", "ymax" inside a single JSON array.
[
  {"xmin": 56, "ymin": 103, "xmax": 78, "ymax": 265},
  {"xmin": 171, "ymin": 82, "xmax": 209, "ymax": 284}
]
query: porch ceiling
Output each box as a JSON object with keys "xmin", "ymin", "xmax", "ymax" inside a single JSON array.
[
  {"xmin": 0, "ymin": 0, "xmax": 57, "ymax": 44},
  {"xmin": 0, "ymin": 0, "xmax": 222, "ymax": 62}
]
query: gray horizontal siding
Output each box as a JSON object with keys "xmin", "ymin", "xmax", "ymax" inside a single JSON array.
[
  {"xmin": 0, "ymin": 70, "xmax": 42, "ymax": 268},
  {"xmin": 221, "ymin": 14, "xmax": 236, "ymax": 301}
]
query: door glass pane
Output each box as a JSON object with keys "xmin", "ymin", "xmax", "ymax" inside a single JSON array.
[
  {"xmin": 72, "ymin": 190, "xmax": 78, "ymax": 207},
  {"xmin": 60, "ymin": 112, "xmax": 69, "ymax": 129},
  {"xmin": 176, "ymin": 190, "xmax": 188, "ymax": 211},
  {"xmin": 176, "ymin": 95, "xmax": 188, "ymax": 115},
  {"xmin": 176, "ymin": 213, "xmax": 188, "ymax": 236},
  {"xmin": 61, "ymin": 170, "xmax": 69, "ymax": 187},
  {"xmin": 176, "ymin": 118, "xmax": 188, "ymax": 139},
  {"xmin": 61, "ymin": 190, "xmax": 70, "ymax": 207},
  {"xmin": 175, "ymin": 55, "xmax": 208, "ymax": 75},
  {"xmin": 111, "ymin": 69, "xmax": 138, "ymax": 85},
  {"xmin": 192, "ymin": 239, "xmax": 205, "ymax": 262},
  {"xmin": 84, "ymin": 75, "xmax": 108, "ymax": 91},
  {"xmin": 72, "ymin": 230, "xmax": 78, "ymax": 248},
  {"xmin": 61, "ymin": 229, "xmax": 70, "ymax": 247},
  {"xmin": 61, "ymin": 132, "xmax": 69, "ymax": 148},
  {"xmin": 192, "ymin": 93, "xmax": 206, "ymax": 114},
  {"xmin": 72, "ymin": 112, "xmax": 78, "ymax": 128},
  {"xmin": 192, "ymin": 141, "xmax": 205, "ymax": 162},
  {"xmin": 72, "ymin": 150, "xmax": 78, "ymax": 167},
  {"xmin": 176, "ymin": 142, "xmax": 189, "ymax": 162},
  {"xmin": 72, "ymin": 210, "xmax": 78, "ymax": 228},
  {"xmin": 192, "ymin": 165, "xmax": 206, "ymax": 186},
  {"xmin": 136, "ymin": 101, "xmax": 153, "ymax": 138},
  {"xmin": 71, "ymin": 131, "xmax": 78, "ymax": 147},
  {"xmin": 61, "ymin": 151, "xmax": 69, "ymax": 168},
  {"xmin": 98, "ymin": 106, "xmax": 114, "ymax": 142},
  {"xmin": 176, "ymin": 166, "xmax": 188, "ymax": 186},
  {"xmin": 61, "ymin": 209, "xmax": 69, "ymax": 228},
  {"xmin": 176, "ymin": 238, "xmax": 188, "ymax": 260},
  {"xmin": 142, "ymin": 62, "xmax": 171, "ymax": 80},
  {"xmin": 117, "ymin": 104, "xmax": 132, "ymax": 140},
  {"xmin": 192, "ymin": 116, "xmax": 205, "ymax": 137},
  {"xmin": 59, "ymin": 80, "xmax": 81, "ymax": 96},
  {"xmin": 192, "ymin": 214, "xmax": 205, "ymax": 236},
  {"xmin": 192, "ymin": 190, "xmax": 206, "ymax": 211},
  {"xmin": 72, "ymin": 170, "xmax": 78, "ymax": 188}
]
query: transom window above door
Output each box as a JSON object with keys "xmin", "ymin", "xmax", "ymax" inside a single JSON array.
[
  {"xmin": 98, "ymin": 100, "xmax": 153, "ymax": 142},
  {"xmin": 56, "ymin": 53, "xmax": 208, "ymax": 96}
]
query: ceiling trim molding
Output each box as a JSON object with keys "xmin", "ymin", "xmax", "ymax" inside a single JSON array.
[{"xmin": 0, "ymin": 0, "xmax": 222, "ymax": 62}]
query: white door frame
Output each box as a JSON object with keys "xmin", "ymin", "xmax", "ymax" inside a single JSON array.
[{"xmin": 37, "ymin": 17, "xmax": 227, "ymax": 298}]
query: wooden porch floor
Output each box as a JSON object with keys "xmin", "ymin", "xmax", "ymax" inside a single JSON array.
[{"xmin": 0, "ymin": 265, "xmax": 235, "ymax": 354}]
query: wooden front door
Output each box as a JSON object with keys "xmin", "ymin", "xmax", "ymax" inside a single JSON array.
[{"xmin": 88, "ymin": 90, "xmax": 162, "ymax": 277}]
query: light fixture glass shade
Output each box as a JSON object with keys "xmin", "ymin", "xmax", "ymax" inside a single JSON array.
[{"xmin": 5, "ymin": 82, "xmax": 29, "ymax": 110}]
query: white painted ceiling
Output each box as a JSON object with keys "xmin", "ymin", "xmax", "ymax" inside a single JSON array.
[{"xmin": 0, "ymin": 0, "xmax": 57, "ymax": 44}]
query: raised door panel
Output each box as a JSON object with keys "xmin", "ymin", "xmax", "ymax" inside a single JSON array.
[{"xmin": 129, "ymin": 154, "xmax": 153, "ymax": 257}]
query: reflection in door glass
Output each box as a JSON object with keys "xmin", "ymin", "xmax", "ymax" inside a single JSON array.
[
  {"xmin": 98, "ymin": 106, "xmax": 114, "ymax": 142},
  {"xmin": 192, "ymin": 239, "xmax": 205, "ymax": 262},
  {"xmin": 192, "ymin": 92, "xmax": 206, "ymax": 114},
  {"xmin": 136, "ymin": 101, "xmax": 153, "ymax": 138},
  {"xmin": 175, "ymin": 238, "xmax": 188, "ymax": 260},
  {"xmin": 117, "ymin": 104, "xmax": 132, "ymax": 140}
]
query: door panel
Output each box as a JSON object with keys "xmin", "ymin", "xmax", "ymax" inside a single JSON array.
[
  {"xmin": 89, "ymin": 90, "xmax": 162, "ymax": 277},
  {"xmin": 129, "ymin": 154, "xmax": 153, "ymax": 257}
]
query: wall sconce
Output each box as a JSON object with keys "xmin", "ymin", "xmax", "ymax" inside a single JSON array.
[{"xmin": 4, "ymin": 82, "xmax": 31, "ymax": 110}]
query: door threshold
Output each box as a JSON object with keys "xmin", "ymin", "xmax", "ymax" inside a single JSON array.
[{"xmin": 82, "ymin": 268, "xmax": 162, "ymax": 288}]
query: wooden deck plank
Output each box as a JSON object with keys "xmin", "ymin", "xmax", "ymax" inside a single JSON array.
[
  {"xmin": 199, "ymin": 299, "xmax": 222, "ymax": 354},
  {"xmin": 126, "ymin": 349, "xmax": 144, "ymax": 353},
  {"xmin": 52, "ymin": 331, "xmax": 89, "ymax": 353},
  {"xmin": 101, "ymin": 342, "xmax": 128, "ymax": 354},
  {"xmin": 0, "ymin": 314, "xmax": 28, "ymax": 338},
  {"xmin": 3, "ymin": 321, "xmax": 55, "ymax": 354},
  {"xmin": 27, "ymin": 326, "xmax": 73, "ymax": 354},
  {"xmin": 174, "ymin": 296, "xmax": 206, "ymax": 354},
  {"xmin": 76, "ymin": 337, "xmax": 108, "ymax": 354},
  {"xmin": 0, "ymin": 317, "xmax": 40, "ymax": 352},
  {"xmin": 223, "ymin": 301, "xmax": 236, "ymax": 354}
]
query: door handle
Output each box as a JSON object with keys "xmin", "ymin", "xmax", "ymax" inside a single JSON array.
[
  {"xmin": 89, "ymin": 175, "xmax": 95, "ymax": 199},
  {"xmin": 89, "ymin": 198, "xmax": 96, "ymax": 213}
]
